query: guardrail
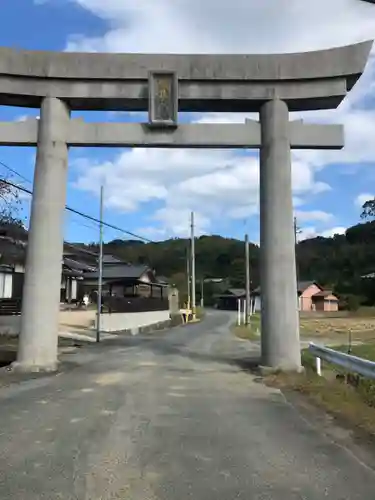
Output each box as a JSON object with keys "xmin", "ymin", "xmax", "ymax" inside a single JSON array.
[{"xmin": 309, "ymin": 342, "xmax": 375, "ymax": 380}]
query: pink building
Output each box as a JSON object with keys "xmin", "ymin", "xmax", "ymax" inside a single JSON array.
[
  {"xmin": 298, "ymin": 281, "xmax": 339, "ymax": 312},
  {"xmin": 251, "ymin": 281, "xmax": 339, "ymax": 313}
]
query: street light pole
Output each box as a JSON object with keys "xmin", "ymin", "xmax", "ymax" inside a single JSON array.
[{"xmin": 96, "ymin": 185, "xmax": 104, "ymax": 343}]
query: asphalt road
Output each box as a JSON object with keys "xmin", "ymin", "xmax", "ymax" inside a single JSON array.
[{"xmin": 0, "ymin": 310, "xmax": 374, "ymax": 499}]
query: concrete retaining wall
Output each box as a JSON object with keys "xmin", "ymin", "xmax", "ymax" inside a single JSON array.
[
  {"xmin": 97, "ymin": 310, "xmax": 171, "ymax": 334},
  {"xmin": 0, "ymin": 310, "xmax": 172, "ymax": 337},
  {"xmin": 0, "ymin": 310, "xmax": 97, "ymax": 336}
]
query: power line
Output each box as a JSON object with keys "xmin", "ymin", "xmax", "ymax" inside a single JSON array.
[
  {"xmin": 0, "ymin": 159, "xmax": 154, "ymax": 242},
  {"xmin": 65, "ymin": 203, "xmax": 152, "ymax": 242},
  {"xmin": 0, "ymin": 160, "xmax": 102, "ymax": 234},
  {"xmin": 0, "ymin": 163, "xmax": 101, "ymax": 258},
  {"xmin": 68, "ymin": 216, "xmax": 102, "ymax": 233},
  {"xmin": 0, "ymin": 160, "xmax": 30, "ymax": 185},
  {"xmin": 0, "ymin": 161, "xmax": 153, "ymax": 258},
  {"xmin": 0, "ymin": 176, "xmax": 154, "ymax": 244}
]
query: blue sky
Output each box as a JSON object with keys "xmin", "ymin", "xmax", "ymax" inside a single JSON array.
[{"xmin": 1, "ymin": 0, "xmax": 375, "ymax": 244}]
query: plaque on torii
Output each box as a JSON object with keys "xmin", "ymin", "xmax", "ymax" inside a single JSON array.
[{"xmin": 148, "ymin": 71, "xmax": 178, "ymax": 127}]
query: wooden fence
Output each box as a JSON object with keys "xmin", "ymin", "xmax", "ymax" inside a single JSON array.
[
  {"xmin": 0, "ymin": 298, "xmax": 22, "ymax": 315},
  {"xmin": 102, "ymin": 296, "xmax": 169, "ymax": 314}
]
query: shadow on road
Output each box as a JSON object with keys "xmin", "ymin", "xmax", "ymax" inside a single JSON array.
[{"xmin": 118, "ymin": 334, "xmax": 261, "ymax": 374}]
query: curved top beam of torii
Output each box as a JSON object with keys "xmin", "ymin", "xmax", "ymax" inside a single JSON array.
[{"xmin": 0, "ymin": 41, "xmax": 372, "ymax": 112}]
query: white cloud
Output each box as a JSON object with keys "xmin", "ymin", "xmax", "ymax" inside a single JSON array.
[
  {"xmin": 133, "ymin": 226, "xmax": 166, "ymax": 240},
  {"xmin": 295, "ymin": 210, "xmax": 334, "ymax": 223},
  {"xmin": 62, "ymin": 0, "xmax": 375, "ymax": 54},
  {"xmin": 321, "ymin": 226, "xmax": 347, "ymax": 238},
  {"xmin": 14, "ymin": 115, "xmax": 40, "ymax": 122},
  {"xmin": 40, "ymin": 0, "xmax": 375, "ymax": 236},
  {"xmin": 152, "ymin": 208, "xmax": 210, "ymax": 238},
  {"xmin": 355, "ymin": 192, "xmax": 374, "ymax": 208},
  {"xmin": 72, "ymin": 145, "xmax": 332, "ymax": 236},
  {"xmin": 15, "ymin": 115, "xmax": 28, "ymax": 122},
  {"xmin": 298, "ymin": 225, "xmax": 347, "ymax": 241}
]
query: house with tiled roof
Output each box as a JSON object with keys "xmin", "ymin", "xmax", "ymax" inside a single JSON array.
[
  {"xmin": 82, "ymin": 254, "xmax": 169, "ymax": 312},
  {"xmin": 0, "ymin": 223, "xmax": 97, "ymax": 305}
]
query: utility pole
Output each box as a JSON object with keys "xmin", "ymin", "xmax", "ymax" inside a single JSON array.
[
  {"xmin": 191, "ymin": 212, "xmax": 196, "ymax": 320},
  {"xmin": 186, "ymin": 244, "xmax": 191, "ymax": 310},
  {"xmin": 245, "ymin": 233, "xmax": 251, "ymax": 325},
  {"xmin": 294, "ymin": 216, "xmax": 301, "ymax": 310},
  {"xmin": 96, "ymin": 185, "xmax": 104, "ymax": 343},
  {"xmin": 294, "ymin": 216, "xmax": 300, "ymax": 283}
]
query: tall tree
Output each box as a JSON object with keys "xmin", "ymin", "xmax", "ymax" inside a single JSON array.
[
  {"xmin": 361, "ymin": 198, "xmax": 375, "ymax": 220},
  {"xmin": 0, "ymin": 177, "xmax": 23, "ymax": 227}
]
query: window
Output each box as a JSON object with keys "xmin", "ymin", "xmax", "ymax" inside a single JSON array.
[{"xmin": 0, "ymin": 272, "xmax": 12, "ymax": 298}]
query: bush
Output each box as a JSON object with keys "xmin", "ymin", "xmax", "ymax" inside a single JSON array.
[
  {"xmin": 195, "ymin": 306, "xmax": 205, "ymax": 319},
  {"xmin": 339, "ymin": 294, "xmax": 361, "ymax": 312},
  {"xmin": 170, "ymin": 314, "xmax": 184, "ymax": 327}
]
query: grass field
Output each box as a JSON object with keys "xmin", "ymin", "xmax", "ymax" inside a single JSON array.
[
  {"xmin": 232, "ymin": 314, "xmax": 261, "ymax": 341},
  {"xmin": 266, "ymin": 342, "xmax": 375, "ymax": 436}
]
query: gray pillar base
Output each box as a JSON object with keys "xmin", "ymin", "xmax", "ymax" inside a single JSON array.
[
  {"xmin": 11, "ymin": 360, "xmax": 58, "ymax": 373},
  {"xmin": 258, "ymin": 364, "xmax": 305, "ymax": 376}
]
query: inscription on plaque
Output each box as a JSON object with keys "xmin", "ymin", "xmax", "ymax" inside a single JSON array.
[{"xmin": 149, "ymin": 71, "xmax": 178, "ymax": 126}]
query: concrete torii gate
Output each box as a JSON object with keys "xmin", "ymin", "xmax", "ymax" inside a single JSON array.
[{"xmin": 0, "ymin": 41, "xmax": 371, "ymax": 372}]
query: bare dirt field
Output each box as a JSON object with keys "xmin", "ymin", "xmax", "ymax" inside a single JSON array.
[
  {"xmin": 300, "ymin": 310, "xmax": 375, "ymax": 343},
  {"xmin": 232, "ymin": 310, "xmax": 375, "ymax": 344}
]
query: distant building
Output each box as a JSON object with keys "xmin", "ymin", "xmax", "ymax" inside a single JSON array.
[
  {"xmin": 216, "ymin": 288, "xmax": 247, "ymax": 310},
  {"xmin": 251, "ymin": 281, "xmax": 339, "ymax": 313}
]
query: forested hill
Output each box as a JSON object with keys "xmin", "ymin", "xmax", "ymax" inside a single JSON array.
[
  {"xmin": 83, "ymin": 220, "xmax": 375, "ymax": 305},
  {"xmin": 90, "ymin": 235, "xmax": 261, "ymax": 289},
  {"xmin": 296, "ymin": 220, "xmax": 375, "ymax": 304}
]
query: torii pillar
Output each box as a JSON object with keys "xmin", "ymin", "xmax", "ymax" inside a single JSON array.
[{"xmin": 259, "ymin": 100, "xmax": 301, "ymax": 371}]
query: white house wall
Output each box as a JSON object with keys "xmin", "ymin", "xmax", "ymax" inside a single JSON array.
[
  {"xmin": 71, "ymin": 279, "xmax": 78, "ymax": 300},
  {"xmin": 253, "ymin": 297, "xmax": 261, "ymax": 313},
  {"xmin": 4, "ymin": 273, "xmax": 12, "ymax": 298}
]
